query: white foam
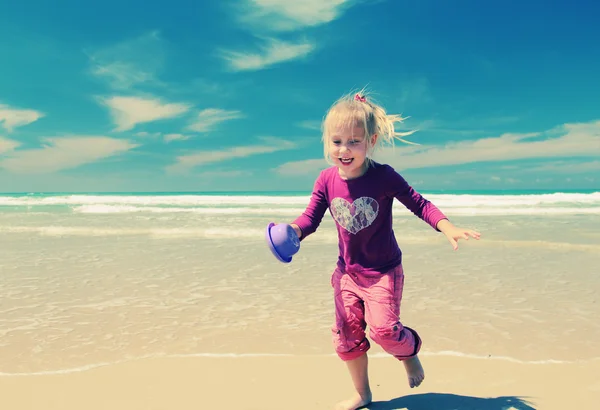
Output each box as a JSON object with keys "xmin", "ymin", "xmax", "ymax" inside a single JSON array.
[
  {"xmin": 0, "ymin": 195, "xmax": 312, "ymax": 207},
  {"xmin": 71, "ymin": 205, "xmax": 303, "ymax": 215},
  {"xmin": 426, "ymin": 192, "xmax": 600, "ymax": 207},
  {"xmin": 1, "ymin": 351, "xmax": 594, "ymax": 377},
  {"xmin": 411, "ymin": 350, "xmax": 576, "ymax": 365},
  {"xmin": 428, "ymin": 207, "xmax": 600, "ymax": 215},
  {"xmin": 68, "ymin": 204, "xmax": 600, "ymax": 216},
  {"xmin": 2, "ymin": 226, "xmax": 599, "ymax": 250},
  {"xmin": 1, "ymin": 192, "xmax": 599, "ymax": 210},
  {"xmin": 173, "ymin": 351, "xmax": 588, "ymax": 364},
  {"xmin": 0, "ymin": 226, "xmax": 287, "ymax": 239},
  {"xmin": 0, "ymin": 358, "xmax": 146, "ymax": 377},
  {"xmin": 0, "ymin": 226, "xmax": 139, "ymax": 236},
  {"xmin": 1, "ymin": 193, "xmax": 599, "ymax": 216}
]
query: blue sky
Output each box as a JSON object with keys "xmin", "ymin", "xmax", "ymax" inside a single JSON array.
[{"xmin": 0, "ymin": 0, "xmax": 599, "ymax": 193}]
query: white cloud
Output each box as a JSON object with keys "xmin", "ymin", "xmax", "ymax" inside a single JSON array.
[
  {"xmin": 0, "ymin": 136, "xmax": 138, "ymax": 174},
  {"xmin": 409, "ymin": 115, "xmax": 521, "ymax": 137},
  {"xmin": 275, "ymin": 120, "xmax": 600, "ymax": 174},
  {"xmin": 187, "ymin": 108, "xmax": 244, "ymax": 132},
  {"xmin": 92, "ymin": 62, "xmax": 156, "ymax": 90},
  {"xmin": 87, "ymin": 31, "xmax": 165, "ymax": 90},
  {"xmin": 296, "ymin": 120, "xmax": 322, "ymax": 131},
  {"xmin": 0, "ymin": 104, "xmax": 44, "ymax": 132},
  {"xmin": 241, "ymin": 0, "xmax": 355, "ymax": 30},
  {"xmin": 375, "ymin": 121, "xmax": 600, "ymax": 170},
  {"xmin": 227, "ymin": 1, "xmax": 356, "ymax": 71},
  {"xmin": 164, "ymin": 133, "xmax": 190, "ymax": 142},
  {"xmin": 489, "ymin": 176, "xmax": 520, "ymax": 184},
  {"xmin": 526, "ymin": 160, "xmax": 600, "ymax": 174},
  {"xmin": 222, "ymin": 38, "xmax": 315, "ymax": 71},
  {"xmin": 167, "ymin": 137, "xmax": 296, "ymax": 173},
  {"xmin": 0, "ymin": 136, "xmax": 21, "ymax": 153},
  {"xmin": 199, "ymin": 170, "xmax": 253, "ymax": 178},
  {"xmin": 134, "ymin": 131, "xmax": 162, "ymax": 138},
  {"xmin": 397, "ymin": 77, "xmax": 433, "ymax": 108},
  {"xmin": 102, "ymin": 96, "xmax": 191, "ymax": 131},
  {"xmin": 134, "ymin": 131, "xmax": 193, "ymax": 143},
  {"xmin": 276, "ymin": 158, "xmax": 328, "ymax": 176}
]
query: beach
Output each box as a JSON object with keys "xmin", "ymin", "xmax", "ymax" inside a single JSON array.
[
  {"xmin": 1, "ymin": 192, "xmax": 599, "ymax": 409},
  {"xmin": 1, "ymin": 355, "xmax": 599, "ymax": 409}
]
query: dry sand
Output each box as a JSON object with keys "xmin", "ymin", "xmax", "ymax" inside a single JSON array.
[{"xmin": 1, "ymin": 354, "xmax": 598, "ymax": 409}]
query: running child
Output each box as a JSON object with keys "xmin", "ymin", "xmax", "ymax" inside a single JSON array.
[{"xmin": 288, "ymin": 89, "xmax": 481, "ymax": 410}]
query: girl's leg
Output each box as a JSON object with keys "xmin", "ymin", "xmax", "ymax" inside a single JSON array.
[
  {"xmin": 335, "ymin": 353, "xmax": 372, "ymax": 410},
  {"xmin": 361, "ymin": 265, "xmax": 425, "ymax": 388},
  {"xmin": 331, "ymin": 268, "xmax": 371, "ymax": 360},
  {"xmin": 331, "ymin": 269, "xmax": 372, "ymax": 409}
]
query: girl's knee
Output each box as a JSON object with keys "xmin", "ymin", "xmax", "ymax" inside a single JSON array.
[
  {"xmin": 334, "ymin": 337, "xmax": 370, "ymax": 361},
  {"xmin": 332, "ymin": 318, "xmax": 369, "ymax": 358},
  {"xmin": 370, "ymin": 324, "xmax": 422, "ymax": 357}
]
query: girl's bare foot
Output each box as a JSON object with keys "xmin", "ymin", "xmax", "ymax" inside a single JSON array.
[
  {"xmin": 403, "ymin": 355, "xmax": 425, "ymax": 388},
  {"xmin": 334, "ymin": 391, "xmax": 372, "ymax": 410}
]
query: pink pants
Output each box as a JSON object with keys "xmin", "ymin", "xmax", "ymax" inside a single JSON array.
[{"xmin": 331, "ymin": 264, "xmax": 422, "ymax": 362}]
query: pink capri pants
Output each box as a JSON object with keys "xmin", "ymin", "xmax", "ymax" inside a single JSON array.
[{"xmin": 331, "ymin": 264, "xmax": 422, "ymax": 362}]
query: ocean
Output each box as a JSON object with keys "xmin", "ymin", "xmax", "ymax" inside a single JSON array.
[{"xmin": 1, "ymin": 191, "xmax": 599, "ymax": 376}]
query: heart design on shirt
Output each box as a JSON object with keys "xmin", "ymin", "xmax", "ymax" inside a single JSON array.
[{"xmin": 330, "ymin": 197, "xmax": 379, "ymax": 234}]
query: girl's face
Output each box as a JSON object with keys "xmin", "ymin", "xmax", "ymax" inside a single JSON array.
[{"xmin": 328, "ymin": 123, "xmax": 377, "ymax": 180}]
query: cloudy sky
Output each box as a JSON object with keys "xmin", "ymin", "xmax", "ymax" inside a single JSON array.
[{"xmin": 1, "ymin": 0, "xmax": 598, "ymax": 193}]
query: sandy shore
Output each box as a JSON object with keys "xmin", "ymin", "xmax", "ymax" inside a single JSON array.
[
  {"xmin": 2, "ymin": 208, "xmax": 599, "ymax": 410},
  {"xmin": 1, "ymin": 355, "xmax": 598, "ymax": 410}
]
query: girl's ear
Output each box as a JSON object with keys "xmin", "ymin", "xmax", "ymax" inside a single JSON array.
[{"xmin": 371, "ymin": 134, "xmax": 378, "ymax": 145}]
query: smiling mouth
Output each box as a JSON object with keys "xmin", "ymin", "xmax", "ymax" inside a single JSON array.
[{"xmin": 339, "ymin": 157, "xmax": 354, "ymax": 165}]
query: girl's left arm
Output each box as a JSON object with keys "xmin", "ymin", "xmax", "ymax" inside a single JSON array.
[
  {"xmin": 387, "ymin": 166, "xmax": 481, "ymax": 250},
  {"xmin": 435, "ymin": 218, "xmax": 481, "ymax": 251}
]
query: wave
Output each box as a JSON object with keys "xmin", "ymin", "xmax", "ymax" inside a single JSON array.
[
  {"xmin": 1, "ymin": 351, "xmax": 594, "ymax": 377},
  {"xmin": 1, "ymin": 193, "xmax": 599, "ymax": 216},
  {"xmin": 0, "ymin": 194, "xmax": 312, "ymax": 207},
  {"xmin": 0, "ymin": 226, "xmax": 272, "ymax": 238},
  {"xmin": 426, "ymin": 192, "xmax": 600, "ymax": 207},
  {"xmin": 71, "ymin": 205, "xmax": 303, "ymax": 215},
  {"xmin": 0, "ymin": 192, "xmax": 599, "ymax": 208},
  {"xmin": 70, "ymin": 204, "xmax": 600, "ymax": 216}
]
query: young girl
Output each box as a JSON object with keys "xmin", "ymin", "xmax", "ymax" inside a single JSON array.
[{"xmin": 289, "ymin": 90, "xmax": 481, "ymax": 410}]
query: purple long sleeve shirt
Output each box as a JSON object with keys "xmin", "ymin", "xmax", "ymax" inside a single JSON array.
[{"xmin": 292, "ymin": 162, "xmax": 448, "ymax": 274}]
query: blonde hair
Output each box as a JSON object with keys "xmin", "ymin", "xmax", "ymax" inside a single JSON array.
[{"xmin": 321, "ymin": 87, "xmax": 417, "ymax": 166}]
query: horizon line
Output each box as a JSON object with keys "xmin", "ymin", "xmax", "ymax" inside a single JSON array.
[{"xmin": 0, "ymin": 188, "xmax": 598, "ymax": 195}]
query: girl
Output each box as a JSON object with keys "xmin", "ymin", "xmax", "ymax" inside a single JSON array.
[{"xmin": 289, "ymin": 90, "xmax": 481, "ymax": 410}]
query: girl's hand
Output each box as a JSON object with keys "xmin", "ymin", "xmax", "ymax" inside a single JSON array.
[
  {"xmin": 290, "ymin": 223, "xmax": 302, "ymax": 240},
  {"xmin": 436, "ymin": 219, "xmax": 481, "ymax": 250}
]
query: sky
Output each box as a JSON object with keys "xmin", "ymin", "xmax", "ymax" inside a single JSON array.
[{"xmin": 0, "ymin": 0, "xmax": 599, "ymax": 193}]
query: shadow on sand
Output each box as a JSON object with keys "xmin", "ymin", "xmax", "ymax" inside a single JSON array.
[{"xmin": 367, "ymin": 393, "xmax": 537, "ymax": 410}]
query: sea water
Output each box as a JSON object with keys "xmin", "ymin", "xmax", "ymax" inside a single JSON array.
[{"xmin": 1, "ymin": 191, "xmax": 599, "ymax": 375}]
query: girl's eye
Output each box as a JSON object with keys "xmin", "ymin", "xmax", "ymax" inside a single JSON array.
[{"xmin": 332, "ymin": 140, "xmax": 341, "ymax": 145}]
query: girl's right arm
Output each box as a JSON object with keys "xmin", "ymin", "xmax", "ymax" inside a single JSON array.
[{"xmin": 291, "ymin": 176, "xmax": 329, "ymax": 241}]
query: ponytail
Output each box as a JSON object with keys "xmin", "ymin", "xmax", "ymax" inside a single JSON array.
[
  {"xmin": 322, "ymin": 88, "xmax": 418, "ymax": 165},
  {"xmin": 368, "ymin": 102, "xmax": 418, "ymax": 147}
]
